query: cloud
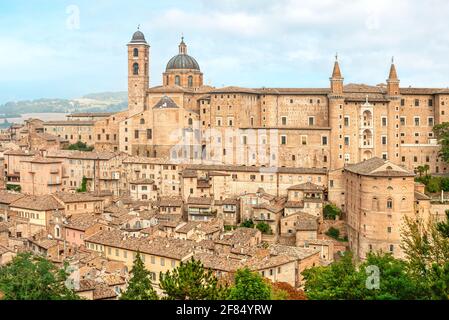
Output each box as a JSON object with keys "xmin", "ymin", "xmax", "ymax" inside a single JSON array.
[{"xmin": 0, "ymin": 0, "xmax": 449, "ymax": 103}]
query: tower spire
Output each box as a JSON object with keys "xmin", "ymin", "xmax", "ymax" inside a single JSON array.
[
  {"xmin": 387, "ymin": 57, "xmax": 400, "ymax": 96},
  {"xmin": 332, "ymin": 55, "xmax": 342, "ymax": 79},
  {"xmin": 388, "ymin": 58, "xmax": 398, "ymax": 80},
  {"xmin": 179, "ymin": 35, "xmax": 187, "ymax": 55}
]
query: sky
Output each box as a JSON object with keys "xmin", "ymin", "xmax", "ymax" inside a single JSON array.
[{"xmin": 0, "ymin": 0, "xmax": 448, "ymax": 104}]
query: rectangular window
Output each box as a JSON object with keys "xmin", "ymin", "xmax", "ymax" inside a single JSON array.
[
  {"xmin": 382, "ymin": 136, "xmax": 387, "ymax": 145},
  {"xmin": 308, "ymin": 117, "xmax": 315, "ymax": 126},
  {"xmin": 344, "ymin": 117, "xmax": 350, "ymax": 127},
  {"xmin": 428, "ymin": 99, "xmax": 433, "ymax": 107},
  {"xmin": 428, "ymin": 117, "xmax": 434, "ymax": 126},
  {"xmin": 301, "ymin": 136, "xmax": 307, "ymax": 145},
  {"xmin": 134, "ymin": 130, "xmax": 139, "ymax": 139},
  {"xmin": 415, "ymin": 99, "xmax": 420, "ymax": 107},
  {"xmin": 281, "ymin": 117, "xmax": 287, "ymax": 125},
  {"xmin": 414, "ymin": 117, "xmax": 420, "ymax": 126},
  {"xmin": 147, "ymin": 129, "xmax": 152, "ymax": 140},
  {"xmin": 381, "ymin": 117, "xmax": 387, "ymax": 127},
  {"xmin": 322, "ymin": 136, "xmax": 328, "ymax": 146},
  {"xmin": 281, "ymin": 135, "xmax": 287, "ymax": 145},
  {"xmin": 344, "ymin": 136, "xmax": 350, "ymax": 146},
  {"xmin": 401, "ymin": 99, "xmax": 405, "ymax": 106}
]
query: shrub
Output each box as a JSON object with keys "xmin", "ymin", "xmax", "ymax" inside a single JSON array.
[
  {"xmin": 256, "ymin": 222, "xmax": 272, "ymax": 235},
  {"xmin": 240, "ymin": 219, "xmax": 255, "ymax": 229},
  {"xmin": 426, "ymin": 177, "xmax": 441, "ymax": 193},
  {"xmin": 323, "ymin": 204, "xmax": 341, "ymax": 220},
  {"xmin": 65, "ymin": 141, "xmax": 94, "ymax": 152},
  {"xmin": 326, "ymin": 227, "xmax": 340, "ymax": 240}
]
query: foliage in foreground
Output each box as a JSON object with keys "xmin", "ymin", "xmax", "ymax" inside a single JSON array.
[
  {"xmin": 228, "ymin": 268, "xmax": 272, "ymax": 300},
  {"xmin": 159, "ymin": 258, "xmax": 229, "ymax": 300},
  {"xmin": 120, "ymin": 253, "xmax": 158, "ymax": 300},
  {"xmin": 303, "ymin": 211, "xmax": 449, "ymax": 300},
  {"xmin": 0, "ymin": 253, "xmax": 79, "ymax": 300}
]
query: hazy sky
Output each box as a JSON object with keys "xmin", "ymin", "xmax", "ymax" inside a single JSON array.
[{"xmin": 0, "ymin": 0, "xmax": 448, "ymax": 104}]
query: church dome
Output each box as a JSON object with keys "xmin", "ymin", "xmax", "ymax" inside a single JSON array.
[
  {"xmin": 166, "ymin": 37, "xmax": 200, "ymax": 71},
  {"xmin": 130, "ymin": 30, "xmax": 147, "ymax": 44},
  {"xmin": 166, "ymin": 54, "xmax": 200, "ymax": 71}
]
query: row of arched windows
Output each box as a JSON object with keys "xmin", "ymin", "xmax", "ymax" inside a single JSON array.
[{"xmin": 174, "ymin": 75, "xmax": 194, "ymax": 87}]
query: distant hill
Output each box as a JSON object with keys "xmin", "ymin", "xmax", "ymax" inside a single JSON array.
[{"xmin": 0, "ymin": 92, "xmax": 128, "ymax": 115}]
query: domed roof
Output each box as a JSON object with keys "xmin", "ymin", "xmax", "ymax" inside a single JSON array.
[
  {"xmin": 166, "ymin": 54, "xmax": 200, "ymax": 71},
  {"xmin": 166, "ymin": 37, "xmax": 200, "ymax": 71},
  {"xmin": 130, "ymin": 30, "xmax": 147, "ymax": 44}
]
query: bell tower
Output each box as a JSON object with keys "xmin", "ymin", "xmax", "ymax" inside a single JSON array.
[{"xmin": 127, "ymin": 27, "xmax": 150, "ymax": 115}]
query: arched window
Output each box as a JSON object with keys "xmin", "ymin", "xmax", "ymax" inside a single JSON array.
[
  {"xmin": 133, "ymin": 63, "xmax": 139, "ymax": 75},
  {"xmin": 175, "ymin": 75, "xmax": 181, "ymax": 86},
  {"xmin": 188, "ymin": 118, "xmax": 193, "ymax": 126},
  {"xmin": 387, "ymin": 198, "xmax": 393, "ymax": 209},
  {"xmin": 188, "ymin": 76, "xmax": 193, "ymax": 87},
  {"xmin": 140, "ymin": 118, "xmax": 145, "ymax": 125},
  {"xmin": 133, "ymin": 48, "xmax": 139, "ymax": 57}
]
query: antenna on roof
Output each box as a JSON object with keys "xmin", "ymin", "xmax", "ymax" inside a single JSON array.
[{"xmin": 335, "ymin": 52, "xmax": 338, "ymax": 61}]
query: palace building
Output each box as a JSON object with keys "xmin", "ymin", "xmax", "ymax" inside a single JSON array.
[{"xmin": 118, "ymin": 29, "xmax": 449, "ymax": 174}]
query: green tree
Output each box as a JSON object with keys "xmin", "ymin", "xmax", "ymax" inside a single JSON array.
[
  {"xmin": 401, "ymin": 213, "xmax": 449, "ymax": 299},
  {"xmin": 441, "ymin": 178, "xmax": 449, "ymax": 192},
  {"xmin": 323, "ymin": 204, "xmax": 341, "ymax": 220},
  {"xmin": 228, "ymin": 268, "xmax": 271, "ymax": 300},
  {"xmin": 325, "ymin": 227, "xmax": 341, "ymax": 240},
  {"xmin": 423, "ymin": 164, "xmax": 430, "ymax": 176},
  {"xmin": 433, "ymin": 122, "xmax": 449, "ymax": 163},
  {"xmin": 0, "ymin": 253, "xmax": 79, "ymax": 300},
  {"xmin": 256, "ymin": 222, "xmax": 272, "ymax": 235},
  {"xmin": 76, "ymin": 176, "xmax": 88, "ymax": 193},
  {"xmin": 240, "ymin": 219, "xmax": 255, "ymax": 228},
  {"xmin": 120, "ymin": 253, "xmax": 158, "ymax": 300},
  {"xmin": 416, "ymin": 165, "xmax": 425, "ymax": 178},
  {"xmin": 303, "ymin": 252, "xmax": 364, "ymax": 300},
  {"xmin": 426, "ymin": 177, "xmax": 441, "ymax": 193},
  {"xmin": 303, "ymin": 251, "xmax": 426, "ymax": 300},
  {"xmin": 159, "ymin": 258, "xmax": 228, "ymax": 300},
  {"xmin": 65, "ymin": 141, "xmax": 94, "ymax": 152},
  {"xmin": 436, "ymin": 210, "xmax": 449, "ymax": 237},
  {"xmin": 359, "ymin": 252, "xmax": 427, "ymax": 300}
]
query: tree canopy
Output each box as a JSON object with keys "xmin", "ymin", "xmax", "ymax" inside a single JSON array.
[
  {"xmin": 159, "ymin": 258, "xmax": 229, "ymax": 300},
  {"xmin": 433, "ymin": 122, "xmax": 449, "ymax": 163},
  {"xmin": 228, "ymin": 268, "xmax": 271, "ymax": 300},
  {"xmin": 0, "ymin": 253, "xmax": 79, "ymax": 300},
  {"xmin": 120, "ymin": 253, "xmax": 158, "ymax": 300}
]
